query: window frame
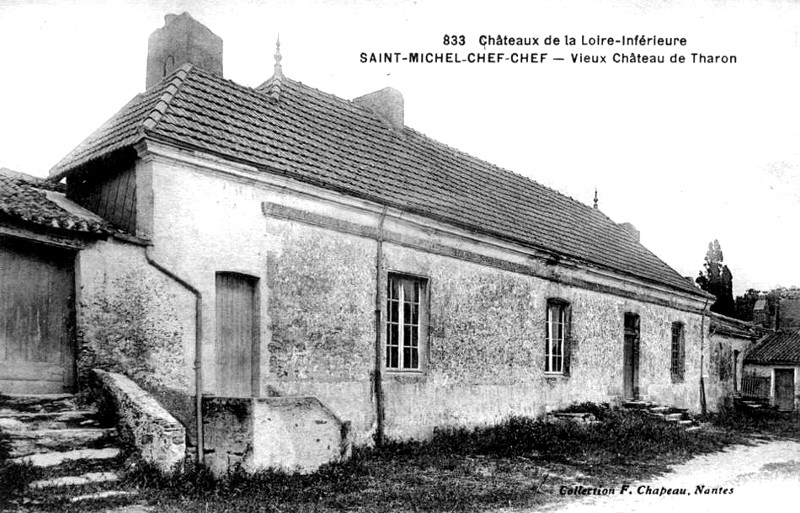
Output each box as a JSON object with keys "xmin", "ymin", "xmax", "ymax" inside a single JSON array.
[
  {"xmin": 670, "ymin": 321, "xmax": 685, "ymax": 383},
  {"xmin": 385, "ymin": 273, "xmax": 429, "ymax": 373},
  {"xmin": 545, "ymin": 299, "xmax": 571, "ymax": 376}
]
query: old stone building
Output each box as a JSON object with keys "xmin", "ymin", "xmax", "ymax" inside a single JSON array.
[{"xmin": 2, "ymin": 13, "xmax": 735, "ymax": 472}]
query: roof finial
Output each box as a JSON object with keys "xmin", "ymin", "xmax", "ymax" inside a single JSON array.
[
  {"xmin": 593, "ymin": 188, "xmax": 598, "ymax": 209},
  {"xmin": 273, "ymin": 34, "xmax": 283, "ymax": 77}
]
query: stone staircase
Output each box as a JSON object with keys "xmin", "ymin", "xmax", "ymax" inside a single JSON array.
[
  {"xmin": 622, "ymin": 400, "xmax": 701, "ymax": 430},
  {"xmin": 0, "ymin": 393, "xmax": 142, "ymax": 509},
  {"xmin": 734, "ymin": 395, "xmax": 773, "ymax": 412}
]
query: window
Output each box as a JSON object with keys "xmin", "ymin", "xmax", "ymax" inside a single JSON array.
[
  {"xmin": 386, "ymin": 274, "xmax": 426, "ymax": 371},
  {"xmin": 545, "ymin": 300, "xmax": 571, "ymax": 375},
  {"xmin": 670, "ymin": 322, "xmax": 685, "ymax": 383}
]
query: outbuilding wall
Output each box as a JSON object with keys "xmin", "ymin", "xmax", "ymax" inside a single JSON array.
[
  {"xmin": 744, "ymin": 363, "xmax": 800, "ymax": 410},
  {"xmin": 706, "ymin": 330, "xmax": 752, "ymax": 410},
  {"xmin": 76, "ymin": 237, "xmax": 196, "ymax": 437}
]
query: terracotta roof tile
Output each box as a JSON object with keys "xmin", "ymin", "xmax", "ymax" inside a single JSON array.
[
  {"xmin": 0, "ymin": 175, "xmax": 108, "ymax": 235},
  {"xmin": 50, "ymin": 65, "xmax": 706, "ymax": 297},
  {"xmin": 745, "ymin": 330, "xmax": 800, "ymax": 365}
]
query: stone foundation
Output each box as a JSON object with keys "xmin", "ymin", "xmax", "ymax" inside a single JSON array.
[{"xmin": 202, "ymin": 396, "xmax": 351, "ymax": 475}]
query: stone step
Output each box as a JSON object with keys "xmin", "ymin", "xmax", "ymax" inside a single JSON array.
[
  {"xmin": 8, "ymin": 427, "xmax": 117, "ymax": 457},
  {"xmin": 0, "ymin": 410, "xmax": 101, "ymax": 430},
  {"xmin": 622, "ymin": 400, "xmax": 654, "ymax": 409},
  {"xmin": 549, "ymin": 412, "xmax": 597, "ymax": 423},
  {"xmin": 70, "ymin": 490, "xmax": 138, "ymax": 503},
  {"xmin": 665, "ymin": 412, "xmax": 686, "ymax": 421},
  {"xmin": 29, "ymin": 471, "xmax": 120, "ymax": 489},
  {"xmin": 11, "ymin": 447, "xmax": 122, "ymax": 467},
  {"xmin": 0, "ymin": 394, "xmax": 80, "ymax": 414}
]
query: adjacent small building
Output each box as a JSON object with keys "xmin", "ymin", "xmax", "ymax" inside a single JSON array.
[
  {"xmin": 743, "ymin": 330, "xmax": 800, "ymax": 411},
  {"xmin": 707, "ymin": 313, "xmax": 759, "ymax": 409}
]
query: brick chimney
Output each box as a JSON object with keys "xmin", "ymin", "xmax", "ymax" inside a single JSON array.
[
  {"xmin": 353, "ymin": 88, "xmax": 404, "ymax": 133},
  {"xmin": 618, "ymin": 222, "xmax": 640, "ymax": 242},
  {"xmin": 146, "ymin": 12, "xmax": 223, "ymax": 90}
]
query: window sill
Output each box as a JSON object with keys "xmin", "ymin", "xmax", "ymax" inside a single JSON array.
[
  {"xmin": 383, "ymin": 369, "xmax": 427, "ymax": 383},
  {"xmin": 544, "ymin": 373, "xmax": 569, "ymax": 381}
]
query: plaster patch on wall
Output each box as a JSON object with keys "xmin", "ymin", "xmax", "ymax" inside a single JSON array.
[
  {"xmin": 266, "ymin": 221, "xmax": 375, "ymax": 382},
  {"xmin": 79, "ymin": 268, "xmax": 189, "ymax": 392}
]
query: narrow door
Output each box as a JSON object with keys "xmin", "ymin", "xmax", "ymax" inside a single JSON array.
[
  {"xmin": 215, "ymin": 272, "xmax": 258, "ymax": 397},
  {"xmin": 774, "ymin": 369, "xmax": 795, "ymax": 411},
  {"xmin": 0, "ymin": 238, "xmax": 76, "ymax": 393},
  {"xmin": 623, "ymin": 313, "xmax": 640, "ymax": 400}
]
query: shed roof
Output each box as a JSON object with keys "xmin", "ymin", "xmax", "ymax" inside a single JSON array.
[
  {"xmin": 49, "ymin": 64, "xmax": 707, "ymax": 298},
  {"xmin": 0, "ymin": 175, "xmax": 108, "ymax": 235},
  {"xmin": 745, "ymin": 330, "xmax": 800, "ymax": 366},
  {"xmin": 710, "ymin": 312, "xmax": 758, "ymax": 340}
]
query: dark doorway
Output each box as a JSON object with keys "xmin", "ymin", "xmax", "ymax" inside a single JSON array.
[
  {"xmin": 215, "ymin": 272, "xmax": 259, "ymax": 397},
  {"xmin": 0, "ymin": 238, "xmax": 76, "ymax": 393},
  {"xmin": 623, "ymin": 313, "xmax": 640, "ymax": 400},
  {"xmin": 774, "ymin": 369, "xmax": 795, "ymax": 411}
]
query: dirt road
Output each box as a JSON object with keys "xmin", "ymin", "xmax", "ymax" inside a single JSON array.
[{"xmin": 527, "ymin": 438, "xmax": 800, "ymax": 513}]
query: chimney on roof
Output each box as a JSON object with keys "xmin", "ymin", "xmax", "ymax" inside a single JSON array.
[
  {"xmin": 146, "ymin": 12, "xmax": 223, "ymax": 89},
  {"xmin": 618, "ymin": 222, "xmax": 640, "ymax": 242},
  {"xmin": 353, "ymin": 87, "xmax": 404, "ymax": 133}
]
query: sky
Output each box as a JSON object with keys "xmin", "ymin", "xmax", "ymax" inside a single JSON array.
[{"xmin": 0, "ymin": 0, "xmax": 798, "ymax": 296}]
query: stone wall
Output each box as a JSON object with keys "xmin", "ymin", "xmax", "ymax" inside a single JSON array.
[
  {"xmin": 203, "ymin": 396, "xmax": 350, "ymax": 475},
  {"xmin": 378, "ymin": 244, "xmax": 704, "ymax": 438},
  {"xmin": 91, "ymin": 369, "xmax": 186, "ymax": 472},
  {"xmin": 76, "ymin": 238, "xmax": 196, "ymax": 439},
  {"xmin": 706, "ymin": 331, "xmax": 752, "ymax": 411},
  {"xmin": 141, "ymin": 147, "xmax": 709, "ymax": 447},
  {"xmin": 261, "ymin": 218, "xmax": 706, "ymax": 441}
]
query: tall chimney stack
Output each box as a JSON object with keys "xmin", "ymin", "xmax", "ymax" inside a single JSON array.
[
  {"xmin": 618, "ymin": 222, "xmax": 640, "ymax": 242},
  {"xmin": 353, "ymin": 88, "xmax": 404, "ymax": 133},
  {"xmin": 146, "ymin": 12, "xmax": 223, "ymax": 89}
]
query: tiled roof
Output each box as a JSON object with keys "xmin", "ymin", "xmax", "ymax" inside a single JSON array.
[
  {"xmin": 710, "ymin": 313, "xmax": 758, "ymax": 339},
  {"xmin": 50, "ymin": 64, "xmax": 707, "ymax": 297},
  {"xmin": 0, "ymin": 175, "xmax": 108, "ymax": 234},
  {"xmin": 745, "ymin": 330, "xmax": 800, "ymax": 365}
]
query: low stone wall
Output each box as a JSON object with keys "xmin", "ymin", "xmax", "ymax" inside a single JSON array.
[
  {"xmin": 203, "ymin": 396, "xmax": 351, "ymax": 475},
  {"xmin": 91, "ymin": 369, "xmax": 186, "ymax": 472}
]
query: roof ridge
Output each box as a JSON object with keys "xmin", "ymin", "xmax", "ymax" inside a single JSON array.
[{"xmin": 142, "ymin": 63, "xmax": 193, "ymax": 131}]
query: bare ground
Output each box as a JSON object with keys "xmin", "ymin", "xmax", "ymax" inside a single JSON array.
[{"xmin": 507, "ymin": 438, "xmax": 800, "ymax": 513}]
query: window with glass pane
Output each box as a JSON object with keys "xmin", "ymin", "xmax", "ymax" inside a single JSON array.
[
  {"xmin": 670, "ymin": 322, "xmax": 684, "ymax": 382},
  {"xmin": 546, "ymin": 300, "xmax": 568, "ymax": 373},
  {"xmin": 386, "ymin": 275, "xmax": 423, "ymax": 370}
]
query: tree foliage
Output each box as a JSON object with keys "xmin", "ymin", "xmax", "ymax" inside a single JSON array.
[
  {"xmin": 696, "ymin": 240, "xmax": 735, "ymax": 317},
  {"xmin": 734, "ymin": 288, "xmax": 760, "ymax": 321}
]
